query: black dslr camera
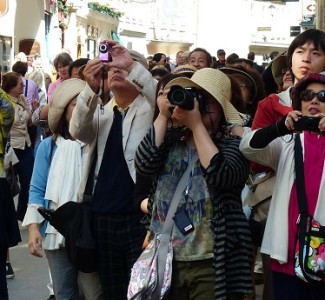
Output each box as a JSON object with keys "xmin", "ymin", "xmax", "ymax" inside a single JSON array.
[
  {"xmin": 294, "ymin": 116, "xmax": 321, "ymax": 132},
  {"xmin": 167, "ymin": 85, "xmax": 207, "ymax": 112}
]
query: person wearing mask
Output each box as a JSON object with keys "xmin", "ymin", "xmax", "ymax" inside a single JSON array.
[
  {"xmin": 240, "ymin": 72, "xmax": 325, "ymax": 299},
  {"xmin": 69, "ymin": 42, "xmax": 157, "ymax": 299}
]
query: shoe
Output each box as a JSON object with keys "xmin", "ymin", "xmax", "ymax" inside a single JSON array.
[
  {"xmin": 47, "ymin": 295, "xmax": 55, "ymax": 300},
  {"xmin": 6, "ymin": 262, "xmax": 15, "ymax": 279}
]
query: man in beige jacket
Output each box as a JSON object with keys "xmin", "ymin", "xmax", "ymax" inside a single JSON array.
[{"xmin": 69, "ymin": 41, "xmax": 157, "ymax": 299}]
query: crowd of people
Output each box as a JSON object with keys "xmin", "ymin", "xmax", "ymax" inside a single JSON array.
[{"xmin": 1, "ymin": 28, "xmax": 325, "ymax": 300}]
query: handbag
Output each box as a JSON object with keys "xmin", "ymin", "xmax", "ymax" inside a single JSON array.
[
  {"xmin": 4, "ymin": 141, "xmax": 20, "ymax": 197},
  {"xmin": 293, "ymin": 134, "xmax": 325, "ymax": 283},
  {"xmin": 127, "ymin": 153, "xmax": 198, "ymax": 300},
  {"xmin": 245, "ymin": 171, "xmax": 275, "ymax": 246}
]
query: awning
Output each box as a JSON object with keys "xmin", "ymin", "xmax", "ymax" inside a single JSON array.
[
  {"xmin": 147, "ymin": 40, "xmax": 193, "ymax": 56},
  {"xmin": 249, "ymin": 44, "xmax": 288, "ymax": 56}
]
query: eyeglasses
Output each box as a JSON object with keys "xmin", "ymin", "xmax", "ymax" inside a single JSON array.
[{"xmin": 300, "ymin": 90, "xmax": 325, "ymax": 103}]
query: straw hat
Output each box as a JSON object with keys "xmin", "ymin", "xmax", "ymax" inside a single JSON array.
[
  {"xmin": 291, "ymin": 72, "xmax": 325, "ymax": 110},
  {"xmin": 165, "ymin": 68, "xmax": 242, "ymax": 125},
  {"xmin": 173, "ymin": 64, "xmax": 197, "ymax": 76},
  {"xmin": 48, "ymin": 78, "xmax": 85, "ymax": 132},
  {"xmin": 271, "ymin": 54, "xmax": 287, "ymax": 87}
]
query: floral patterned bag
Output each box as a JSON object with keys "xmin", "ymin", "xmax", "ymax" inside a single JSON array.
[
  {"xmin": 127, "ymin": 233, "xmax": 173, "ymax": 300},
  {"xmin": 294, "ymin": 217, "xmax": 325, "ymax": 282}
]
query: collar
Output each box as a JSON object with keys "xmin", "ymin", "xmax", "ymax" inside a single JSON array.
[{"xmin": 112, "ymin": 98, "xmax": 131, "ymax": 114}]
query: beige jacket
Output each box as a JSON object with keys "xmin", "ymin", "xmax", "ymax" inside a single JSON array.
[
  {"xmin": 69, "ymin": 62, "xmax": 157, "ymax": 200},
  {"xmin": 10, "ymin": 95, "xmax": 32, "ymax": 149}
]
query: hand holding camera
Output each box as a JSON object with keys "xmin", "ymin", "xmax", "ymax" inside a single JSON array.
[
  {"xmin": 98, "ymin": 41, "xmax": 112, "ymax": 62},
  {"xmin": 98, "ymin": 41, "xmax": 135, "ymax": 72},
  {"xmin": 285, "ymin": 111, "xmax": 325, "ymax": 134}
]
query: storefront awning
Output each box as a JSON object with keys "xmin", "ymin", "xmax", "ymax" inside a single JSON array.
[
  {"xmin": 249, "ymin": 44, "xmax": 288, "ymax": 56},
  {"xmin": 147, "ymin": 40, "xmax": 193, "ymax": 56}
]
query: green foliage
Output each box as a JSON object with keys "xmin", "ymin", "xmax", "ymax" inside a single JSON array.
[
  {"xmin": 88, "ymin": 2, "xmax": 123, "ymax": 19},
  {"xmin": 58, "ymin": 0, "xmax": 69, "ymax": 18}
]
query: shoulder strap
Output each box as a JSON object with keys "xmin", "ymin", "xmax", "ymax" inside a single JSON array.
[
  {"xmin": 25, "ymin": 79, "xmax": 28, "ymax": 97},
  {"xmin": 154, "ymin": 152, "xmax": 198, "ymax": 299},
  {"xmin": 294, "ymin": 134, "xmax": 308, "ymax": 215},
  {"xmin": 162, "ymin": 152, "xmax": 198, "ymax": 235}
]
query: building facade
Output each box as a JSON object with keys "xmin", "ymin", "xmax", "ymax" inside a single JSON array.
[{"xmin": 0, "ymin": 0, "xmax": 320, "ymax": 76}]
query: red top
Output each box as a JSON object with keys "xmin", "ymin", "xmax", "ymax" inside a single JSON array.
[{"xmin": 251, "ymin": 94, "xmax": 292, "ymax": 173}]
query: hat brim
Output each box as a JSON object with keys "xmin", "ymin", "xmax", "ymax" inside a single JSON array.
[
  {"xmin": 78, "ymin": 65, "xmax": 86, "ymax": 81},
  {"xmin": 164, "ymin": 69, "xmax": 242, "ymax": 125},
  {"xmin": 271, "ymin": 55, "xmax": 287, "ymax": 86},
  {"xmin": 221, "ymin": 67, "xmax": 257, "ymax": 98}
]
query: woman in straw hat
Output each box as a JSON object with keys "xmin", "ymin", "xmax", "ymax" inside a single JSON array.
[
  {"xmin": 22, "ymin": 78, "xmax": 102, "ymax": 300},
  {"xmin": 135, "ymin": 68, "xmax": 253, "ymax": 299}
]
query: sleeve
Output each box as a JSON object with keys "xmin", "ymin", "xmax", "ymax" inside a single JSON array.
[
  {"xmin": 134, "ymin": 126, "xmax": 162, "ymax": 176},
  {"xmin": 69, "ymin": 83, "xmax": 100, "ymax": 143},
  {"xmin": 203, "ymin": 137, "xmax": 249, "ymax": 189},
  {"xmin": 133, "ymin": 171, "xmax": 153, "ymax": 214},
  {"xmin": 239, "ymin": 130, "xmax": 283, "ymax": 170},
  {"xmin": 28, "ymin": 138, "xmax": 52, "ymax": 207},
  {"xmin": 252, "ymin": 95, "xmax": 276, "ymax": 130},
  {"xmin": 32, "ymin": 105, "xmax": 49, "ymax": 128},
  {"xmin": 126, "ymin": 62, "xmax": 157, "ymax": 109}
]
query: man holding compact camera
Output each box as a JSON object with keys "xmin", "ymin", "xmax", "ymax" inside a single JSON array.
[{"xmin": 69, "ymin": 41, "xmax": 157, "ymax": 299}]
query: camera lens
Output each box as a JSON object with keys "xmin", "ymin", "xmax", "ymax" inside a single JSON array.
[
  {"xmin": 99, "ymin": 44, "xmax": 108, "ymax": 53},
  {"xmin": 170, "ymin": 89, "xmax": 187, "ymax": 105}
]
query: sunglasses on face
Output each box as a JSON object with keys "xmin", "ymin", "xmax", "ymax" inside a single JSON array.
[{"xmin": 300, "ymin": 90, "xmax": 325, "ymax": 103}]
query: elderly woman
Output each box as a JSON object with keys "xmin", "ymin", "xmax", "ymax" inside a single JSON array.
[
  {"xmin": 22, "ymin": 78, "xmax": 102, "ymax": 300},
  {"xmin": 2, "ymin": 71, "xmax": 33, "ymax": 222},
  {"xmin": 240, "ymin": 72, "xmax": 325, "ymax": 299},
  {"xmin": 135, "ymin": 68, "xmax": 253, "ymax": 300}
]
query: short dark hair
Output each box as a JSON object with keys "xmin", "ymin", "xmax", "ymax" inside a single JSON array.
[
  {"xmin": 189, "ymin": 48, "xmax": 213, "ymax": 65},
  {"xmin": 2, "ymin": 72, "xmax": 22, "ymax": 93},
  {"xmin": 287, "ymin": 29, "xmax": 325, "ymax": 70},
  {"xmin": 150, "ymin": 67, "xmax": 169, "ymax": 78},
  {"xmin": 68, "ymin": 58, "xmax": 90, "ymax": 77},
  {"xmin": 12, "ymin": 61, "xmax": 28, "ymax": 76},
  {"xmin": 152, "ymin": 53, "xmax": 166, "ymax": 63}
]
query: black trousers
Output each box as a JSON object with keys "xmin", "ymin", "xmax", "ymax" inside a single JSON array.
[
  {"xmin": 272, "ymin": 271, "xmax": 325, "ymax": 300},
  {"xmin": 92, "ymin": 213, "xmax": 146, "ymax": 300}
]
